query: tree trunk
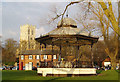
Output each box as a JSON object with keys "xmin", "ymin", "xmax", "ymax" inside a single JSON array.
[
  {"xmin": 111, "ymin": 57, "xmax": 117, "ymax": 70},
  {"xmin": 119, "ymin": 60, "xmax": 120, "ymax": 70}
]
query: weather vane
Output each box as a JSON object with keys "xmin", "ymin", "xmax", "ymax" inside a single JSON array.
[{"xmin": 66, "ymin": 9, "xmax": 68, "ymax": 17}]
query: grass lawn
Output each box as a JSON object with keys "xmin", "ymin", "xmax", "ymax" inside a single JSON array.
[{"xmin": 2, "ymin": 70, "xmax": 119, "ymax": 80}]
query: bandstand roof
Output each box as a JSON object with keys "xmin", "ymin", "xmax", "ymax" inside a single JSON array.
[{"xmin": 35, "ymin": 17, "xmax": 99, "ymax": 46}]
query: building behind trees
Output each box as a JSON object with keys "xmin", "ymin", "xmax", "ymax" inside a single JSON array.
[{"xmin": 20, "ymin": 24, "xmax": 36, "ymax": 50}]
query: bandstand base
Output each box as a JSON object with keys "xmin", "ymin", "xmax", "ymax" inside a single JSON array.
[{"xmin": 37, "ymin": 68, "xmax": 96, "ymax": 77}]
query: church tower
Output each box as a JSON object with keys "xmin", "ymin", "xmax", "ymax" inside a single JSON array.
[{"xmin": 20, "ymin": 24, "xmax": 36, "ymax": 50}]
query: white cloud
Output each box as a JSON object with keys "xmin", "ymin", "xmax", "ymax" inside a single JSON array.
[
  {"xmin": 2, "ymin": 29, "xmax": 19, "ymax": 42},
  {"xmin": 36, "ymin": 27, "xmax": 46, "ymax": 38},
  {"xmin": 9, "ymin": 30, "xmax": 17, "ymax": 36}
]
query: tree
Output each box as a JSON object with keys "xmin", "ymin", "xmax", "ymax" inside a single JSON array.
[
  {"xmin": 2, "ymin": 39, "xmax": 18, "ymax": 65},
  {"xmin": 93, "ymin": 41, "xmax": 107, "ymax": 66},
  {"xmin": 48, "ymin": 0, "xmax": 119, "ymax": 69},
  {"xmin": 89, "ymin": 2, "xmax": 119, "ymax": 69},
  {"xmin": 51, "ymin": 1, "xmax": 119, "ymax": 36},
  {"xmin": 98, "ymin": 1, "xmax": 119, "ymax": 35}
]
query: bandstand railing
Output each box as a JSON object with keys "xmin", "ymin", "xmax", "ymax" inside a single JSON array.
[{"xmin": 39, "ymin": 61, "xmax": 92, "ymax": 68}]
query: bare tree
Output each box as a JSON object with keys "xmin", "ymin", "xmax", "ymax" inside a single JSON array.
[
  {"xmin": 2, "ymin": 39, "xmax": 18, "ymax": 65},
  {"xmin": 93, "ymin": 41, "xmax": 107, "ymax": 66},
  {"xmin": 48, "ymin": 1, "xmax": 119, "ymax": 69},
  {"xmin": 39, "ymin": 1, "xmax": 119, "ymax": 69},
  {"xmin": 89, "ymin": 3, "xmax": 119, "ymax": 69},
  {"xmin": 50, "ymin": 1, "xmax": 119, "ymax": 36}
]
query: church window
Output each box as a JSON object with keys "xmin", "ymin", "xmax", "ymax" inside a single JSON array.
[
  {"xmin": 28, "ymin": 29, "xmax": 30, "ymax": 34},
  {"xmin": 32, "ymin": 30, "xmax": 33, "ymax": 35}
]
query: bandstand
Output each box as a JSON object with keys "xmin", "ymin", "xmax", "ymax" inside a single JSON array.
[{"xmin": 35, "ymin": 17, "xmax": 99, "ymax": 76}]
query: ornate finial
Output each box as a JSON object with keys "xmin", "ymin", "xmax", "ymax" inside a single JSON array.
[
  {"xmin": 89, "ymin": 32, "xmax": 91, "ymax": 36},
  {"xmin": 66, "ymin": 14, "xmax": 68, "ymax": 17},
  {"xmin": 66, "ymin": 9, "xmax": 68, "ymax": 17}
]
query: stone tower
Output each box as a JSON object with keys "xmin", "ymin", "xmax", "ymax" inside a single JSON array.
[{"xmin": 20, "ymin": 24, "xmax": 36, "ymax": 50}]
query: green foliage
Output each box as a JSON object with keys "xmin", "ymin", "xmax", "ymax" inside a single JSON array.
[
  {"xmin": 115, "ymin": 70, "xmax": 119, "ymax": 73},
  {"xmin": 96, "ymin": 70, "xmax": 102, "ymax": 74}
]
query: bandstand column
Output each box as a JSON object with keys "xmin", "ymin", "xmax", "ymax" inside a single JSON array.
[
  {"xmin": 44, "ymin": 44, "xmax": 47, "ymax": 67},
  {"xmin": 44, "ymin": 43, "xmax": 46, "ymax": 51},
  {"xmin": 59, "ymin": 45, "xmax": 61, "ymax": 61},
  {"xmin": 52, "ymin": 42, "xmax": 54, "ymax": 62},
  {"xmin": 77, "ymin": 46, "xmax": 80, "ymax": 66},
  {"xmin": 75, "ymin": 45, "xmax": 79, "ymax": 67},
  {"xmin": 39, "ymin": 43, "xmax": 41, "ymax": 67},
  {"xmin": 76, "ymin": 45, "xmax": 77, "ymax": 62},
  {"xmin": 76, "ymin": 38, "xmax": 79, "ymax": 67},
  {"xmin": 91, "ymin": 43, "xmax": 94, "ymax": 67},
  {"xmin": 40, "ymin": 43, "xmax": 41, "ymax": 50}
]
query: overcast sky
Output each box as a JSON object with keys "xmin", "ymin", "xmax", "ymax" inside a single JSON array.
[
  {"xmin": 2, "ymin": 2, "xmax": 69, "ymax": 42},
  {"xmin": 1, "ymin": 1, "xmax": 118, "ymax": 43},
  {"xmin": 2, "ymin": 2, "xmax": 85, "ymax": 42}
]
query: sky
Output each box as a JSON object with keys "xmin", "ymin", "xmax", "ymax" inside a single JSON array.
[
  {"xmin": 0, "ymin": 2, "xmax": 2, "ymax": 37},
  {"xmin": 2, "ymin": 2, "xmax": 85, "ymax": 42},
  {"xmin": 1, "ymin": 1, "xmax": 118, "ymax": 43},
  {"xmin": 2, "ymin": 2, "xmax": 69, "ymax": 42}
]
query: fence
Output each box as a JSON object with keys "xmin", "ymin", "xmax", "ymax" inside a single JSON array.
[{"xmin": 39, "ymin": 61, "xmax": 93, "ymax": 68}]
